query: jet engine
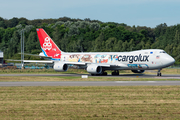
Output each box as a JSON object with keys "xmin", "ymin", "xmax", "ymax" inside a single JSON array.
[
  {"xmin": 53, "ymin": 63, "xmax": 68, "ymax": 72},
  {"xmin": 131, "ymin": 70, "xmax": 145, "ymax": 73},
  {"xmin": 87, "ymin": 65, "xmax": 102, "ymax": 74}
]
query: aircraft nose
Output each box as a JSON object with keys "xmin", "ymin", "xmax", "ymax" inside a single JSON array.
[{"xmin": 165, "ymin": 56, "xmax": 175, "ymax": 65}]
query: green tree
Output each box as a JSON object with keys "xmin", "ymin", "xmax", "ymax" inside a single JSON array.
[
  {"xmin": 105, "ymin": 37, "xmax": 117, "ymax": 52},
  {"xmin": 0, "ymin": 17, "xmax": 6, "ymax": 28},
  {"xmin": 68, "ymin": 24, "xmax": 79, "ymax": 36},
  {"xmin": 114, "ymin": 40, "xmax": 123, "ymax": 52},
  {"xmin": 79, "ymin": 21, "xmax": 89, "ymax": 29},
  {"xmin": 6, "ymin": 31, "xmax": 20, "ymax": 58},
  {"xmin": 18, "ymin": 17, "xmax": 28, "ymax": 25},
  {"xmin": 164, "ymin": 44, "xmax": 173, "ymax": 54},
  {"xmin": 174, "ymin": 30, "xmax": 180, "ymax": 46},
  {"xmin": 89, "ymin": 22, "xmax": 100, "ymax": 31},
  {"xmin": 122, "ymin": 41, "xmax": 128, "ymax": 51},
  {"xmin": 26, "ymin": 32, "xmax": 37, "ymax": 53},
  {"xmin": 2, "ymin": 28, "xmax": 15, "ymax": 49},
  {"xmin": 8, "ymin": 17, "xmax": 19, "ymax": 28},
  {"xmin": 94, "ymin": 33, "xmax": 105, "ymax": 52},
  {"xmin": 154, "ymin": 23, "xmax": 167, "ymax": 37},
  {"xmin": 0, "ymin": 28, "xmax": 5, "ymax": 43},
  {"xmin": 144, "ymin": 41, "xmax": 151, "ymax": 49},
  {"xmin": 128, "ymin": 39, "xmax": 135, "ymax": 51},
  {"xmin": 52, "ymin": 27, "xmax": 61, "ymax": 47},
  {"xmin": 136, "ymin": 41, "xmax": 145, "ymax": 50}
]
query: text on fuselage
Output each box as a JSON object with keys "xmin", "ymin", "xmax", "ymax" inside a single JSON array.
[{"xmin": 118, "ymin": 54, "xmax": 149, "ymax": 63}]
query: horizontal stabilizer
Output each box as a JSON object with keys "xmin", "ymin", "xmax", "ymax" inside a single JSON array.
[
  {"xmin": 18, "ymin": 53, "xmax": 51, "ymax": 59},
  {"xmin": 6, "ymin": 59, "xmax": 23, "ymax": 62},
  {"xmin": 23, "ymin": 60, "xmax": 53, "ymax": 63}
]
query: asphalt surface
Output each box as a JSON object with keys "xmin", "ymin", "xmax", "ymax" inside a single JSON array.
[
  {"xmin": 0, "ymin": 73, "xmax": 180, "ymax": 86},
  {"xmin": 0, "ymin": 73, "xmax": 180, "ymax": 79},
  {"xmin": 0, "ymin": 81, "xmax": 180, "ymax": 86}
]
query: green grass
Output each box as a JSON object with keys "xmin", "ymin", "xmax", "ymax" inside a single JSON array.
[
  {"xmin": 0, "ymin": 68, "xmax": 180, "ymax": 74},
  {"xmin": 0, "ymin": 68, "xmax": 89, "ymax": 74},
  {"xmin": 0, "ymin": 86, "xmax": 180, "ymax": 119}
]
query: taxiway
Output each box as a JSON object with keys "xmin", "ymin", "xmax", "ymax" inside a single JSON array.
[
  {"xmin": 0, "ymin": 81, "xmax": 180, "ymax": 86},
  {"xmin": 0, "ymin": 73, "xmax": 180, "ymax": 79},
  {"xmin": 0, "ymin": 73, "xmax": 180, "ymax": 86}
]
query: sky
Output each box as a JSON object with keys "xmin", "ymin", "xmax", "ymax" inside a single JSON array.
[{"xmin": 1, "ymin": 0, "xmax": 180, "ymax": 28}]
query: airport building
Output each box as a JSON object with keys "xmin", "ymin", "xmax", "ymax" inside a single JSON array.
[{"xmin": 0, "ymin": 51, "xmax": 3, "ymax": 66}]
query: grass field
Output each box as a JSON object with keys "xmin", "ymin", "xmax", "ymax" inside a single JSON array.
[
  {"xmin": 0, "ymin": 86, "xmax": 180, "ymax": 119},
  {"xmin": 0, "ymin": 68, "xmax": 179, "ymax": 119},
  {"xmin": 0, "ymin": 68, "xmax": 88, "ymax": 74},
  {"xmin": 0, "ymin": 68, "xmax": 180, "ymax": 74}
]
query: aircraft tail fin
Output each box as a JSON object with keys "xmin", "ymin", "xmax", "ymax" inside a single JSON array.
[{"xmin": 36, "ymin": 28, "xmax": 62, "ymax": 60}]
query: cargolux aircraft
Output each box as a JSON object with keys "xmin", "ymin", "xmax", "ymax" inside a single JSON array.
[{"xmin": 24, "ymin": 28, "xmax": 175, "ymax": 76}]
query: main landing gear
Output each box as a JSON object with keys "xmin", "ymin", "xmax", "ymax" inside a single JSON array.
[
  {"xmin": 102, "ymin": 71, "xmax": 108, "ymax": 75},
  {"xmin": 157, "ymin": 69, "xmax": 162, "ymax": 76},
  {"xmin": 91, "ymin": 70, "xmax": 120, "ymax": 76},
  {"xmin": 112, "ymin": 70, "xmax": 119, "ymax": 76},
  {"xmin": 91, "ymin": 70, "xmax": 107, "ymax": 76}
]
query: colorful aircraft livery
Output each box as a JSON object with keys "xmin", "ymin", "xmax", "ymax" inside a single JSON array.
[
  {"xmin": 24, "ymin": 28, "xmax": 175, "ymax": 76},
  {"xmin": 36, "ymin": 29, "xmax": 61, "ymax": 60}
]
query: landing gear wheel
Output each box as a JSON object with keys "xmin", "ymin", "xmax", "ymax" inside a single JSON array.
[
  {"xmin": 112, "ymin": 70, "xmax": 119, "ymax": 76},
  {"xmin": 157, "ymin": 69, "xmax": 162, "ymax": 76},
  {"xmin": 91, "ymin": 74, "xmax": 95, "ymax": 76},
  {"xmin": 157, "ymin": 73, "xmax": 159, "ymax": 76},
  {"xmin": 102, "ymin": 72, "xmax": 107, "ymax": 76},
  {"xmin": 91, "ymin": 71, "xmax": 108, "ymax": 76},
  {"xmin": 157, "ymin": 73, "xmax": 162, "ymax": 76}
]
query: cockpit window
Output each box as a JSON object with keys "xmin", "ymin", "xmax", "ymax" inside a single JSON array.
[{"xmin": 160, "ymin": 51, "xmax": 166, "ymax": 53}]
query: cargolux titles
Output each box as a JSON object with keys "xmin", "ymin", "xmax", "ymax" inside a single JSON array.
[{"xmin": 118, "ymin": 54, "xmax": 149, "ymax": 63}]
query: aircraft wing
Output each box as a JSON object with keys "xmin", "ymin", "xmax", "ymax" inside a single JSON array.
[
  {"xmin": 23, "ymin": 60, "xmax": 86, "ymax": 65},
  {"xmin": 88, "ymin": 63, "xmax": 127, "ymax": 68},
  {"xmin": 6, "ymin": 59, "xmax": 23, "ymax": 62},
  {"xmin": 23, "ymin": 60, "xmax": 127, "ymax": 68},
  {"xmin": 56, "ymin": 62, "xmax": 127, "ymax": 68}
]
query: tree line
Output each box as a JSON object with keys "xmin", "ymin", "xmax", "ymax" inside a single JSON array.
[{"xmin": 0, "ymin": 17, "xmax": 180, "ymax": 64}]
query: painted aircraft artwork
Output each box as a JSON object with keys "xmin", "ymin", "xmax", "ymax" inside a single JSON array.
[{"xmin": 24, "ymin": 28, "xmax": 175, "ymax": 76}]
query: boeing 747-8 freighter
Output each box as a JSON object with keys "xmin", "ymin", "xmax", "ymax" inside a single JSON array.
[{"xmin": 24, "ymin": 28, "xmax": 175, "ymax": 76}]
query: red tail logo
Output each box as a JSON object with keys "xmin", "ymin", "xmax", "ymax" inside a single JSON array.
[
  {"xmin": 36, "ymin": 28, "xmax": 61, "ymax": 59},
  {"xmin": 43, "ymin": 37, "xmax": 52, "ymax": 51}
]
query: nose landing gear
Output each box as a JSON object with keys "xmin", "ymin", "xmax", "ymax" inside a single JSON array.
[{"xmin": 157, "ymin": 69, "xmax": 162, "ymax": 76}]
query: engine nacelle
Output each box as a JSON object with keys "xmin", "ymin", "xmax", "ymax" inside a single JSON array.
[
  {"xmin": 131, "ymin": 70, "xmax": 145, "ymax": 73},
  {"xmin": 53, "ymin": 63, "xmax": 68, "ymax": 72},
  {"xmin": 87, "ymin": 65, "xmax": 102, "ymax": 74}
]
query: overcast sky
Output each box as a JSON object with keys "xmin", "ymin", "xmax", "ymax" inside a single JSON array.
[{"xmin": 1, "ymin": 0, "xmax": 180, "ymax": 28}]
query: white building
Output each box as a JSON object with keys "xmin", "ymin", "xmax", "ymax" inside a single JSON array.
[{"xmin": 0, "ymin": 51, "xmax": 3, "ymax": 65}]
